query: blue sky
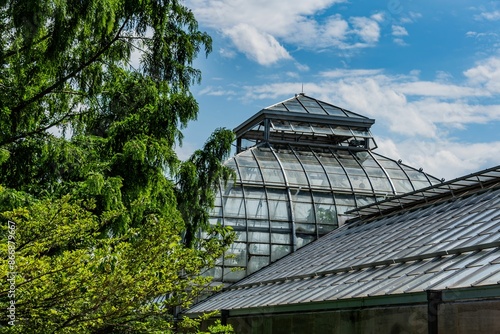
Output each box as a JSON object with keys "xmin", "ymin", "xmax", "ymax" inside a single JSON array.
[{"xmin": 177, "ymin": 0, "xmax": 500, "ymax": 180}]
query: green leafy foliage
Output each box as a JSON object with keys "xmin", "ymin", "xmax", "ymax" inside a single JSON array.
[{"xmin": 0, "ymin": 0, "xmax": 235, "ymax": 332}]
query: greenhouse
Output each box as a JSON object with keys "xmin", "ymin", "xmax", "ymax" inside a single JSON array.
[
  {"xmin": 188, "ymin": 166, "xmax": 500, "ymax": 334},
  {"xmin": 206, "ymin": 94, "xmax": 442, "ymax": 284}
]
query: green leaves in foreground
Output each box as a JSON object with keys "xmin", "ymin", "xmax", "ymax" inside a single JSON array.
[{"xmin": 0, "ymin": 195, "xmax": 234, "ymax": 333}]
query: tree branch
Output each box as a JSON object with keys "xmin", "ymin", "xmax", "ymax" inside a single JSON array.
[{"xmin": 10, "ymin": 17, "xmax": 131, "ymax": 116}]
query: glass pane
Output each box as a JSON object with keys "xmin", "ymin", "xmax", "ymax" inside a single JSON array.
[
  {"xmin": 223, "ymin": 268, "xmax": 246, "ymax": 282},
  {"xmin": 296, "ymin": 235, "xmax": 315, "ymax": 248},
  {"xmin": 271, "ymin": 120, "xmax": 292, "ymax": 131},
  {"xmin": 319, "ymin": 104, "xmax": 346, "ymax": 116},
  {"xmin": 267, "ymin": 188, "xmax": 288, "ymax": 201},
  {"xmin": 291, "ymin": 122, "xmax": 313, "ymax": 133},
  {"xmin": 245, "ymin": 197, "xmax": 268, "ymax": 219},
  {"xmin": 351, "ymin": 175, "xmax": 372, "ymax": 192},
  {"xmin": 312, "ymin": 125, "xmax": 334, "ymax": 134},
  {"xmin": 332, "ymin": 126, "xmax": 353, "ymax": 137},
  {"xmin": 271, "ymin": 245, "xmax": 291, "ymax": 261},
  {"xmin": 369, "ymin": 177, "xmax": 394, "ymax": 193},
  {"xmin": 224, "ymin": 196, "xmax": 245, "ymax": 217},
  {"xmin": 223, "ymin": 218, "xmax": 246, "ymax": 227},
  {"xmin": 247, "ymin": 219, "xmax": 269, "ymax": 229},
  {"xmin": 392, "ymin": 178, "xmax": 415, "ymax": 194},
  {"xmin": 329, "ymin": 173, "xmax": 351, "ymax": 189},
  {"xmin": 224, "ymin": 242, "xmax": 247, "ymax": 266},
  {"xmin": 294, "ymin": 195, "xmax": 314, "ymax": 223},
  {"xmin": 248, "ymin": 243, "xmax": 270, "ymax": 255},
  {"xmin": 260, "ymin": 167, "xmax": 285, "ymax": 184},
  {"xmin": 296, "ymin": 223, "xmax": 316, "ymax": 233},
  {"xmin": 248, "ymin": 256, "xmax": 270, "ymax": 273},
  {"xmin": 268, "ymin": 200, "xmax": 289, "ymax": 220},
  {"xmin": 271, "ymin": 233, "xmax": 291, "ymax": 244},
  {"xmin": 239, "ymin": 166, "xmax": 263, "ymax": 182},
  {"xmin": 286, "ymin": 170, "xmax": 308, "ymax": 186},
  {"xmin": 203, "ymin": 266, "xmax": 222, "ymax": 280},
  {"xmin": 308, "ymin": 171, "xmax": 329, "ymax": 187},
  {"xmin": 248, "ymin": 231, "xmax": 270, "ymax": 243},
  {"xmin": 280, "ymin": 154, "xmax": 303, "ymax": 170}
]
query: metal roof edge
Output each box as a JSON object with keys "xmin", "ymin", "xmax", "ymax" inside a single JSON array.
[
  {"xmin": 185, "ymin": 284, "xmax": 500, "ymax": 318},
  {"xmin": 346, "ymin": 165, "xmax": 500, "ymax": 222}
]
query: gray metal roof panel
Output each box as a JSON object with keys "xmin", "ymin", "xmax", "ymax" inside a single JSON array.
[{"xmin": 187, "ymin": 177, "xmax": 500, "ymax": 314}]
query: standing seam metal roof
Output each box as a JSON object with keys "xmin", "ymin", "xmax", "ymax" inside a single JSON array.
[{"xmin": 188, "ymin": 166, "xmax": 500, "ymax": 314}]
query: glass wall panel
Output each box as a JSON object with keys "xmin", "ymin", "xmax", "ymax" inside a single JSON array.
[
  {"xmin": 271, "ymin": 233, "xmax": 292, "ymax": 244},
  {"xmin": 223, "ymin": 268, "xmax": 246, "ymax": 282},
  {"xmin": 224, "ymin": 196, "xmax": 245, "ymax": 217},
  {"xmin": 329, "ymin": 173, "xmax": 351, "ymax": 189},
  {"xmin": 259, "ymin": 168, "xmax": 284, "ymax": 184},
  {"xmin": 279, "ymin": 153, "xmax": 302, "ymax": 169},
  {"xmin": 384, "ymin": 169, "xmax": 409, "ymax": 179},
  {"xmin": 202, "ymin": 266, "xmax": 222, "ymax": 280},
  {"xmin": 238, "ymin": 166, "xmax": 263, "ymax": 183},
  {"xmin": 248, "ymin": 243, "xmax": 270, "ymax": 256},
  {"xmin": 248, "ymin": 256, "xmax": 270, "ymax": 273},
  {"xmin": 355, "ymin": 195, "xmax": 376, "ymax": 208},
  {"xmin": 224, "ymin": 242, "xmax": 247, "ymax": 266},
  {"xmin": 268, "ymin": 200, "xmax": 289, "ymax": 221},
  {"xmin": 253, "ymin": 148, "xmax": 280, "ymax": 166},
  {"xmin": 335, "ymin": 194, "xmax": 356, "ymax": 213},
  {"xmin": 298, "ymin": 153, "xmax": 324, "ymax": 172},
  {"xmin": 245, "ymin": 197, "xmax": 268, "ymax": 219},
  {"xmin": 296, "ymin": 223, "xmax": 316, "ymax": 233},
  {"xmin": 296, "ymin": 235, "xmax": 315, "ymax": 248},
  {"xmin": 291, "ymin": 122, "xmax": 313, "ymax": 133},
  {"xmin": 224, "ymin": 218, "xmax": 247, "ymax": 228},
  {"xmin": 332, "ymin": 126, "xmax": 353, "ymax": 137},
  {"xmin": 271, "ymin": 120, "xmax": 292, "ymax": 131},
  {"xmin": 308, "ymin": 171, "xmax": 330, "ymax": 187},
  {"xmin": 286, "ymin": 170, "xmax": 308, "ymax": 186},
  {"xmin": 312, "ymin": 124, "xmax": 334, "ymax": 134},
  {"xmin": 314, "ymin": 192, "xmax": 337, "ymax": 225},
  {"xmin": 293, "ymin": 193, "xmax": 314, "ymax": 223},
  {"xmin": 271, "ymin": 221, "xmax": 291, "ymax": 230},
  {"xmin": 271, "ymin": 245, "xmax": 291, "ymax": 261},
  {"xmin": 247, "ymin": 219, "xmax": 270, "ymax": 229},
  {"xmin": 406, "ymin": 170, "xmax": 430, "ymax": 186},
  {"xmin": 248, "ymin": 231, "xmax": 270, "ymax": 243},
  {"xmin": 350, "ymin": 175, "xmax": 372, "ymax": 192}
]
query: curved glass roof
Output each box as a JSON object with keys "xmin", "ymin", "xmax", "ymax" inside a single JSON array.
[{"xmin": 205, "ymin": 94, "xmax": 442, "ymax": 283}]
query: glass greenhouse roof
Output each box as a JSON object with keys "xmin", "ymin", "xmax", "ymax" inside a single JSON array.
[{"xmin": 206, "ymin": 94, "xmax": 443, "ymax": 284}]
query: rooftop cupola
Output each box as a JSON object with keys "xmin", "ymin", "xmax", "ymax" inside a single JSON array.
[{"xmin": 234, "ymin": 94, "xmax": 376, "ymax": 153}]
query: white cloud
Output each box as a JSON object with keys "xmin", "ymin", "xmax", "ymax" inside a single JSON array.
[
  {"xmin": 376, "ymin": 138, "xmax": 500, "ymax": 180},
  {"xmin": 224, "ymin": 24, "xmax": 292, "ymax": 65},
  {"xmin": 392, "ymin": 25, "xmax": 408, "ymax": 37},
  {"xmin": 400, "ymin": 11, "xmax": 422, "ymax": 24},
  {"xmin": 186, "ymin": 0, "xmax": 385, "ymax": 64},
  {"xmin": 320, "ymin": 69, "xmax": 383, "ymax": 78},
  {"xmin": 199, "ymin": 86, "xmax": 237, "ymax": 96},
  {"xmin": 396, "ymin": 81, "xmax": 488, "ymax": 98},
  {"xmin": 350, "ymin": 16, "xmax": 381, "ymax": 44},
  {"xmin": 474, "ymin": 10, "xmax": 500, "ymax": 21},
  {"xmin": 241, "ymin": 59, "xmax": 500, "ymax": 140},
  {"xmin": 464, "ymin": 56, "xmax": 500, "ymax": 93}
]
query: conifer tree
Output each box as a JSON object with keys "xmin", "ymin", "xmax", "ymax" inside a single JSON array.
[{"xmin": 0, "ymin": 1, "xmax": 234, "ymax": 332}]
